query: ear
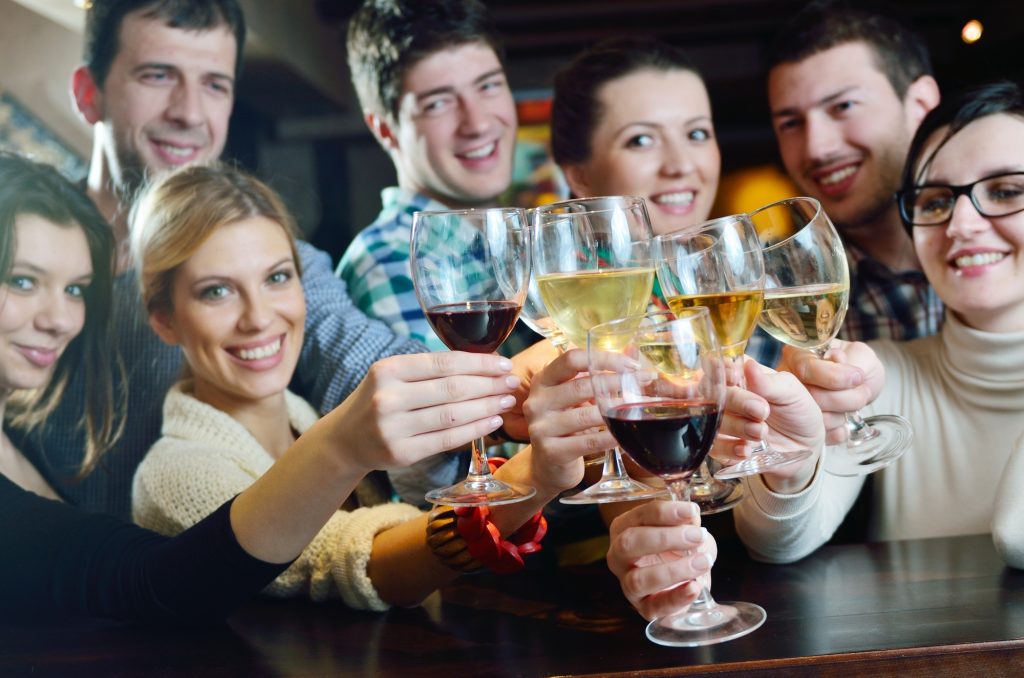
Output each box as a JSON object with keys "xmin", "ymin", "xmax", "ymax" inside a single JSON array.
[
  {"xmin": 364, "ymin": 111, "xmax": 399, "ymax": 152},
  {"xmin": 561, "ymin": 163, "xmax": 592, "ymax": 199},
  {"xmin": 902, "ymin": 75, "xmax": 941, "ymax": 131},
  {"xmin": 71, "ymin": 65, "xmax": 104, "ymax": 125},
  {"xmin": 148, "ymin": 310, "xmax": 180, "ymax": 347}
]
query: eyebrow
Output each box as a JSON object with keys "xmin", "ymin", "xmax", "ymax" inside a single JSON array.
[
  {"xmin": 414, "ymin": 68, "xmax": 505, "ymax": 101},
  {"xmin": 772, "ymin": 86, "xmax": 859, "ymax": 119},
  {"xmin": 10, "ymin": 261, "xmax": 93, "ymax": 282},
  {"xmin": 189, "ymin": 257, "xmax": 295, "ymax": 287},
  {"xmin": 613, "ymin": 115, "xmax": 711, "ymax": 138},
  {"xmin": 132, "ymin": 62, "xmax": 235, "ymax": 84},
  {"xmin": 922, "ymin": 165, "xmax": 1024, "ymax": 184}
]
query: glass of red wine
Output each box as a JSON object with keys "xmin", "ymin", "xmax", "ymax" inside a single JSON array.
[
  {"xmin": 411, "ymin": 207, "xmax": 535, "ymax": 506},
  {"xmin": 588, "ymin": 308, "xmax": 766, "ymax": 646}
]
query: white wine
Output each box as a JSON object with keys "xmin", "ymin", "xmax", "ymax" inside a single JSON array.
[
  {"xmin": 666, "ymin": 290, "xmax": 764, "ymax": 358},
  {"xmin": 758, "ymin": 283, "xmax": 849, "ymax": 350},
  {"xmin": 536, "ymin": 268, "xmax": 655, "ymax": 347}
]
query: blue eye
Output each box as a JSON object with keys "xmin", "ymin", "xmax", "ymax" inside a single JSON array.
[
  {"xmin": 200, "ymin": 284, "xmax": 230, "ymax": 300},
  {"xmin": 625, "ymin": 134, "xmax": 654, "ymax": 149},
  {"xmin": 6, "ymin": 275, "xmax": 35, "ymax": 291},
  {"xmin": 66, "ymin": 284, "xmax": 86, "ymax": 299},
  {"xmin": 688, "ymin": 128, "xmax": 712, "ymax": 142},
  {"xmin": 268, "ymin": 270, "xmax": 292, "ymax": 285}
]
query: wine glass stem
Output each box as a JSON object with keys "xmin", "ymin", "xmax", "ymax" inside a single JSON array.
[
  {"xmin": 467, "ymin": 437, "xmax": 492, "ymax": 480},
  {"xmin": 667, "ymin": 480, "xmax": 719, "ymax": 615},
  {"xmin": 810, "ymin": 344, "xmax": 878, "ymax": 447},
  {"xmin": 724, "ymin": 351, "xmax": 769, "ymax": 454}
]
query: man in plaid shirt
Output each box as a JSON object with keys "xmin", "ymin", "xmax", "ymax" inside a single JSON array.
[
  {"xmin": 747, "ymin": 2, "xmax": 945, "ymax": 368},
  {"xmin": 339, "ymin": 0, "xmax": 541, "ymax": 504},
  {"xmin": 339, "ymin": 0, "xmax": 523, "ymax": 354}
]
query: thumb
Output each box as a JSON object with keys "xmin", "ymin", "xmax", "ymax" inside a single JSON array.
[{"xmin": 743, "ymin": 358, "xmax": 806, "ymax": 408}]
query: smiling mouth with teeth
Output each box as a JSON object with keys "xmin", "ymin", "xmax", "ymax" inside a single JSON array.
[
  {"xmin": 235, "ymin": 337, "xmax": 282, "ymax": 361},
  {"xmin": 954, "ymin": 252, "xmax": 1007, "ymax": 269},
  {"xmin": 655, "ymin": 192, "xmax": 695, "ymax": 206},
  {"xmin": 818, "ymin": 165, "xmax": 858, "ymax": 186},
  {"xmin": 460, "ymin": 142, "xmax": 496, "ymax": 159}
]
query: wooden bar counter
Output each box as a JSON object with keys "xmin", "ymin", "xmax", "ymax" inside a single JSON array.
[{"xmin": 3, "ymin": 533, "xmax": 1023, "ymax": 676}]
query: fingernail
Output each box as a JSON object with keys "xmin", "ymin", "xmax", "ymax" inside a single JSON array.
[
  {"xmin": 686, "ymin": 502, "xmax": 700, "ymax": 518},
  {"xmin": 488, "ymin": 416, "xmax": 504, "ymax": 429},
  {"xmin": 505, "ymin": 375, "xmax": 521, "ymax": 389},
  {"xmin": 692, "ymin": 554, "xmax": 711, "ymax": 571},
  {"xmin": 499, "ymin": 395, "xmax": 516, "ymax": 410},
  {"xmin": 683, "ymin": 526, "xmax": 704, "ymax": 543},
  {"xmin": 498, "ymin": 357, "xmax": 513, "ymax": 371},
  {"xmin": 847, "ymin": 370, "xmax": 864, "ymax": 387}
]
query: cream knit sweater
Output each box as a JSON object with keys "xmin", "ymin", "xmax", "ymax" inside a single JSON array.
[
  {"xmin": 735, "ymin": 312, "xmax": 1024, "ymax": 565},
  {"xmin": 132, "ymin": 382, "xmax": 422, "ymax": 610}
]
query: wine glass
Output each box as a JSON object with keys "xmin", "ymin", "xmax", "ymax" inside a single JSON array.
[
  {"xmin": 589, "ymin": 308, "xmax": 766, "ymax": 646},
  {"xmin": 750, "ymin": 197, "xmax": 912, "ymax": 476},
  {"xmin": 532, "ymin": 196, "xmax": 665, "ymax": 504},
  {"xmin": 656, "ymin": 214, "xmax": 813, "ymax": 482},
  {"xmin": 411, "ymin": 207, "xmax": 535, "ymax": 506}
]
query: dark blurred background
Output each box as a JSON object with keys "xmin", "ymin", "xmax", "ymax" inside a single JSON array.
[{"xmin": 2, "ymin": 0, "xmax": 1022, "ymax": 261}]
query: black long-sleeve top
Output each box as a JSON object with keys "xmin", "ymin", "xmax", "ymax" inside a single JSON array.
[{"xmin": 0, "ymin": 475, "xmax": 288, "ymax": 622}]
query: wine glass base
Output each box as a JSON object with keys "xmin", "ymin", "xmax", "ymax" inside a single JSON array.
[
  {"xmin": 712, "ymin": 447, "xmax": 814, "ymax": 480},
  {"xmin": 826, "ymin": 414, "xmax": 913, "ymax": 477},
  {"xmin": 425, "ymin": 477, "xmax": 536, "ymax": 507},
  {"xmin": 559, "ymin": 477, "xmax": 667, "ymax": 505},
  {"xmin": 646, "ymin": 601, "xmax": 766, "ymax": 647},
  {"xmin": 693, "ymin": 479, "xmax": 745, "ymax": 515}
]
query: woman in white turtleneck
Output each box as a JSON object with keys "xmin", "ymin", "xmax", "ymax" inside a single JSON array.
[{"xmin": 731, "ymin": 81, "xmax": 1024, "ymax": 566}]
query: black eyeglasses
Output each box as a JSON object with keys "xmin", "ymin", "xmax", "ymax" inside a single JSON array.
[{"xmin": 896, "ymin": 171, "xmax": 1024, "ymax": 227}]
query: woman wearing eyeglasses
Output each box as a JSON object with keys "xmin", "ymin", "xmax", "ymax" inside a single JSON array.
[{"xmin": 731, "ymin": 81, "xmax": 1024, "ymax": 567}]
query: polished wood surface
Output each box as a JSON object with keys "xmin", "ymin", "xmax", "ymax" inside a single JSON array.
[{"xmin": 3, "ymin": 534, "xmax": 1024, "ymax": 677}]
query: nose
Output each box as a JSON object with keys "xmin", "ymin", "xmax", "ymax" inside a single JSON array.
[
  {"xmin": 457, "ymin": 94, "xmax": 491, "ymax": 137},
  {"xmin": 237, "ymin": 291, "xmax": 273, "ymax": 333},
  {"xmin": 804, "ymin": 113, "xmax": 842, "ymax": 164},
  {"xmin": 35, "ymin": 291, "xmax": 79, "ymax": 336},
  {"xmin": 165, "ymin": 80, "xmax": 205, "ymax": 128},
  {"xmin": 945, "ymin": 193, "xmax": 990, "ymax": 240},
  {"xmin": 659, "ymin": 137, "xmax": 695, "ymax": 178}
]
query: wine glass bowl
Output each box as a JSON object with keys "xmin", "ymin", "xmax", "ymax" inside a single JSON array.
[
  {"xmin": 411, "ymin": 207, "xmax": 536, "ymax": 506},
  {"xmin": 655, "ymin": 214, "xmax": 813, "ymax": 482},
  {"xmin": 588, "ymin": 308, "xmax": 766, "ymax": 646},
  {"xmin": 532, "ymin": 196, "xmax": 666, "ymax": 504},
  {"xmin": 751, "ymin": 197, "xmax": 913, "ymax": 476}
]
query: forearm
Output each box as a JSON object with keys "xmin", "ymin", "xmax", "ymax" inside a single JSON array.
[
  {"xmin": 230, "ymin": 419, "xmax": 366, "ymax": 564},
  {"xmin": 733, "ymin": 459, "xmax": 860, "ymax": 563},
  {"xmin": 992, "ymin": 433, "xmax": 1024, "ymax": 569}
]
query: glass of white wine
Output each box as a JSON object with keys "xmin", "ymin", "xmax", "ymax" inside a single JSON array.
[
  {"xmin": 656, "ymin": 214, "xmax": 812, "ymax": 483},
  {"xmin": 533, "ymin": 196, "xmax": 666, "ymax": 504},
  {"xmin": 751, "ymin": 197, "xmax": 912, "ymax": 476}
]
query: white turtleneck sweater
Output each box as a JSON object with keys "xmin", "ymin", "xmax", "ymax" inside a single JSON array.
[{"xmin": 735, "ymin": 312, "xmax": 1024, "ymax": 566}]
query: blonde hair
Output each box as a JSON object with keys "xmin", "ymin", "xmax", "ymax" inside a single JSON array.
[{"xmin": 130, "ymin": 163, "xmax": 302, "ymax": 316}]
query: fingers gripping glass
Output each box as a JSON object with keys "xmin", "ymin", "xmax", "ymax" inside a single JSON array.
[
  {"xmin": 656, "ymin": 214, "xmax": 813, "ymax": 482},
  {"xmin": 897, "ymin": 171, "xmax": 1024, "ymax": 226},
  {"xmin": 589, "ymin": 309, "xmax": 765, "ymax": 647},
  {"xmin": 411, "ymin": 207, "xmax": 535, "ymax": 506}
]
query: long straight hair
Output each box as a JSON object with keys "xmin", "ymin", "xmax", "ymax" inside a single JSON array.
[{"xmin": 0, "ymin": 153, "xmax": 124, "ymax": 476}]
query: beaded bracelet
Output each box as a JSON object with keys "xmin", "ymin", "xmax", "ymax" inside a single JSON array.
[{"xmin": 426, "ymin": 459, "xmax": 547, "ymax": 574}]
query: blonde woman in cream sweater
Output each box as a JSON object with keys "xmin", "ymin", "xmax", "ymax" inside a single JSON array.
[
  {"xmin": 727, "ymin": 82, "xmax": 1024, "ymax": 566},
  {"xmin": 130, "ymin": 164, "xmax": 646, "ymax": 610}
]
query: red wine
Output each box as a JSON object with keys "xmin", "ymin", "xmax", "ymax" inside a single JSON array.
[
  {"xmin": 604, "ymin": 401, "xmax": 721, "ymax": 479},
  {"xmin": 426, "ymin": 301, "xmax": 521, "ymax": 353}
]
